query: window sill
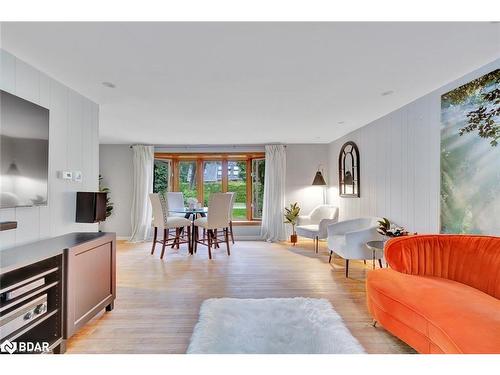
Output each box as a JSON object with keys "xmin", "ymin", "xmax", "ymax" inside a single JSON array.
[{"xmin": 232, "ymin": 221, "xmax": 262, "ymax": 226}]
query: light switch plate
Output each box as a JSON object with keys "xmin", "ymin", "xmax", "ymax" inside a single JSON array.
[{"xmin": 60, "ymin": 170, "xmax": 73, "ymax": 180}]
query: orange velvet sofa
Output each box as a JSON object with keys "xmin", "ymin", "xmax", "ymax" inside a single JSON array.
[{"xmin": 366, "ymin": 234, "xmax": 500, "ymax": 354}]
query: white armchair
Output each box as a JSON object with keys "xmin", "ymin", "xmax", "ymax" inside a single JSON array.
[
  {"xmin": 295, "ymin": 205, "xmax": 339, "ymax": 253},
  {"xmin": 327, "ymin": 217, "xmax": 383, "ymax": 277}
]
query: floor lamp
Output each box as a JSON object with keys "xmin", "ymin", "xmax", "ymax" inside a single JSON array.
[{"xmin": 312, "ymin": 166, "xmax": 327, "ymax": 204}]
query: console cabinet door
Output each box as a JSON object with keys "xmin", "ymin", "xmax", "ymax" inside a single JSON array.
[{"xmin": 65, "ymin": 236, "xmax": 116, "ymax": 338}]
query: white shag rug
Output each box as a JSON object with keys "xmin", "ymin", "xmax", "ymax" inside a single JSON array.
[{"xmin": 187, "ymin": 297, "xmax": 365, "ymax": 354}]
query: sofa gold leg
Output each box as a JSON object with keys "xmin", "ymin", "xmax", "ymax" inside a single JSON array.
[{"xmin": 372, "ymin": 320, "xmax": 378, "ymax": 327}]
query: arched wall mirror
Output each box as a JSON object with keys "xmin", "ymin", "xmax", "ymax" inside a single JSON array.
[{"xmin": 338, "ymin": 141, "xmax": 360, "ymax": 197}]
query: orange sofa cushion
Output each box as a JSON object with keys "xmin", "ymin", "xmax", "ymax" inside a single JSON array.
[{"xmin": 367, "ymin": 269, "xmax": 500, "ymax": 353}]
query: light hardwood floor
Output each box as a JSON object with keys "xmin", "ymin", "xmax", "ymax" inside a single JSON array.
[{"xmin": 66, "ymin": 239, "xmax": 414, "ymax": 354}]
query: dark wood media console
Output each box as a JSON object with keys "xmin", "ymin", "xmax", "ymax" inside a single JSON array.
[{"xmin": 0, "ymin": 232, "xmax": 116, "ymax": 354}]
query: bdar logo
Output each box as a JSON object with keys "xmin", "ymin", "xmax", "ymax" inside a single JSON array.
[{"xmin": 1, "ymin": 340, "xmax": 17, "ymax": 354}]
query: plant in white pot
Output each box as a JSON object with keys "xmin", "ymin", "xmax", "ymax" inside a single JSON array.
[{"xmin": 284, "ymin": 202, "xmax": 301, "ymax": 245}]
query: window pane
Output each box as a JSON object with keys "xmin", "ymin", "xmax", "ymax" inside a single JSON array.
[
  {"xmin": 227, "ymin": 160, "xmax": 247, "ymax": 220},
  {"xmin": 153, "ymin": 159, "xmax": 171, "ymax": 196},
  {"xmin": 203, "ymin": 161, "xmax": 222, "ymax": 206},
  {"xmin": 252, "ymin": 158, "xmax": 265, "ymax": 219},
  {"xmin": 179, "ymin": 161, "xmax": 197, "ymax": 201}
]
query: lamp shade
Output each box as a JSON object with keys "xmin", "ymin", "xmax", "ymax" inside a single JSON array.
[
  {"xmin": 6, "ymin": 162, "xmax": 20, "ymax": 176},
  {"xmin": 312, "ymin": 171, "xmax": 327, "ymax": 186}
]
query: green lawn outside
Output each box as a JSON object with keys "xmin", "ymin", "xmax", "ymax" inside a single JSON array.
[{"xmin": 232, "ymin": 208, "xmax": 247, "ymax": 219}]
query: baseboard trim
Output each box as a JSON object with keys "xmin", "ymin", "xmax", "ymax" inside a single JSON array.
[
  {"xmin": 234, "ymin": 236, "xmax": 263, "ymax": 241},
  {"xmin": 116, "ymin": 235, "xmax": 263, "ymax": 242}
]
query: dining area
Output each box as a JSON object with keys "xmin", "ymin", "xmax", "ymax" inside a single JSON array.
[{"xmin": 148, "ymin": 191, "xmax": 236, "ymax": 260}]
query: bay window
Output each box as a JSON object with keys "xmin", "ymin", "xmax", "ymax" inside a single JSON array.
[{"xmin": 153, "ymin": 152, "xmax": 265, "ymax": 223}]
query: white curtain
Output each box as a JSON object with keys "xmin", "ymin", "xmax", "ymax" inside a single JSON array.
[
  {"xmin": 129, "ymin": 145, "xmax": 154, "ymax": 242},
  {"xmin": 260, "ymin": 144, "xmax": 286, "ymax": 242}
]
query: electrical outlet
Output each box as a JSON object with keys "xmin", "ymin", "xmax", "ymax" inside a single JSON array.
[{"xmin": 73, "ymin": 171, "xmax": 83, "ymax": 182}]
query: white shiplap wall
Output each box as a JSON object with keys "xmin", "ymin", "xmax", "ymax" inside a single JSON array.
[
  {"xmin": 0, "ymin": 49, "xmax": 99, "ymax": 249},
  {"xmin": 285, "ymin": 144, "xmax": 330, "ymax": 214},
  {"xmin": 328, "ymin": 59, "xmax": 500, "ymax": 234}
]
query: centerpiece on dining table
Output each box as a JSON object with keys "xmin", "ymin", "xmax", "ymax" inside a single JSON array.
[{"xmin": 187, "ymin": 197, "xmax": 202, "ymax": 210}]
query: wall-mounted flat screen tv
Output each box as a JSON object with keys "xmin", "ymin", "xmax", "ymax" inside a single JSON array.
[{"xmin": 1, "ymin": 90, "xmax": 49, "ymax": 208}]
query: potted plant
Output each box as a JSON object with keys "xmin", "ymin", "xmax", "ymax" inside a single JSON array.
[
  {"xmin": 377, "ymin": 217, "xmax": 409, "ymax": 238},
  {"xmin": 98, "ymin": 175, "xmax": 114, "ymax": 218},
  {"xmin": 284, "ymin": 202, "xmax": 301, "ymax": 245}
]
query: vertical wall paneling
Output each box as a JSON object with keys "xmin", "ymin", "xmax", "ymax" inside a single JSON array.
[
  {"xmin": 0, "ymin": 49, "xmax": 99, "ymax": 248},
  {"xmin": 328, "ymin": 59, "xmax": 499, "ymax": 234}
]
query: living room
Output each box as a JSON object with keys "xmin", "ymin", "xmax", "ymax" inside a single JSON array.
[{"xmin": 0, "ymin": 1, "xmax": 499, "ymax": 373}]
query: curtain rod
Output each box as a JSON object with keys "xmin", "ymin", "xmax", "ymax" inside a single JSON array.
[{"xmin": 129, "ymin": 144, "xmax": 286, "ymax": 149}]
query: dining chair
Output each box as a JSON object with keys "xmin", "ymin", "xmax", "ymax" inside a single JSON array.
[
  {"xmin": 166, "ymin": 192, "xmax": 185, "ymax": 217},
  {"xmin": 149, "ymin": 193, "xmax": 192, "ymax": 259},
  {"xmin": 212, "ymin": 192, "xmax": 235, "ymax": 249},
  {"xmin": 227, "ymin": 192, "xmax": 236, "ymax": 244},
  {"xmin": 193, "ymin": 192, "xmax": 232, "ymax": 259}
]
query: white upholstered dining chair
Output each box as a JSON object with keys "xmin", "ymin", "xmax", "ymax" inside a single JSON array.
[
  {"xmin": 193, "ymin": 192, "xmax": 232, "ymax": 259},
  {"xmin": 227, "ymin": 192, "xmax": 236, "ymax": 244},
  {"xmin": 166, "ymin": 192, "xmax": 185, "ymax": 217},
  {"xmin": 327, "ymin": 217, "xmax": 383, "ymax": 277},
  {"xmin": 295, "ymin": 205, "xmax": 339, "ymax": 253},
  {"xmin": 149, "ymin": 193, "xmax": 192, "ymax": 259}
]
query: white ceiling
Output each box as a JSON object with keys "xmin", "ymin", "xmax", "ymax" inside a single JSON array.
[{"xmin": 1, "ymin": 22, "xmax": 499, "ymax": 145}]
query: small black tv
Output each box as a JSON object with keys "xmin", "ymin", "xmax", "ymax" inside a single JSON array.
[{"xmin": 0, "ymin": 90, "xmax": 49, "ymax": 208}]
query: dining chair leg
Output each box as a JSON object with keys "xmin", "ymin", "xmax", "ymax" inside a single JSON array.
[
  {"xmin": 151, "ymin": 227, "xmax": 158, "ymax": 255},
  {"xmin": 225, "ymin": 227, "xmax": 230, "ymax": 256},
  {"xmin": 160, "ymin": 228, "xmax": 167, "ymax": 260},
  {"xmin": 190, "ymin": 224, "xmax": 194, "ymax": 255},
  {"xmin": 176, "ymin": 228, "xmax": 181, "ymax": 249},
  {"xmin": 187, "ymin": 225, "xmax": 192, "ymax": 254},
  {"xmin": 207, "ymin": 229, "xmax": 213, "ymax": 259},
  {"xmin": 229, "ymin": 221, "xmax": 235, "ymax": 244},
  {"xmin": 194, "ymin": 227, "xmax": 200, "ymax": 254},
  {"xmin": 171, "ymin": 228, "xmax": 176, "ymax": 248},
  {"xmin": 194, "ymin": 226, "xmax": 198, "ymax": 254},
  {"xmin": 203, "ymin": 229, "xmax": 206, "ymax": 241},
  {"xmin": 172, "ymin": 228, "xmax": 176, "ymax": 249},
  {"xmin": 211, "ymin": 230, "xmax": 218, "ymax": 249},
  {"xmin": 214, "ymin": 229, "xmax": 220, "ymax": 248},
  {"xmin": 345, "ymin": 259, "xmax": 350, "ymax": 278}
]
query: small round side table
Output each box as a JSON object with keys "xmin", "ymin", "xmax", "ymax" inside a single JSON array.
[{"xmin": 365, "ymin": 240, "xmax": 386, "ymax": 269}]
